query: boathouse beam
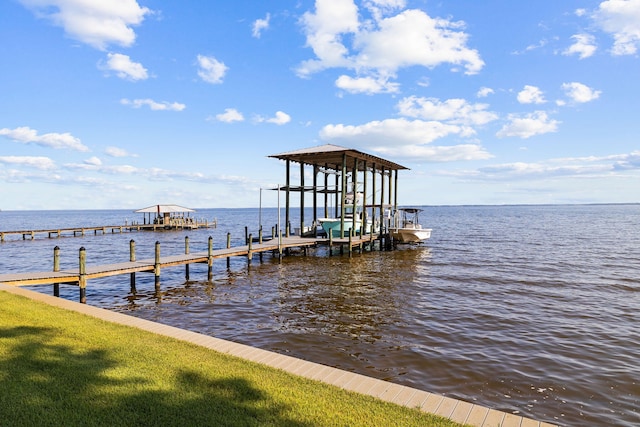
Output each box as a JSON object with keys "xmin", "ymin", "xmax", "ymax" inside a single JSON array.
[
  {"xmin": 323, "ymin": 163, "xmax": 329, "ymax": 219},
  {"xmin": 363, "ymin": 160, "xmax": 368, "ymax": 236},
  {"xmin": 380, "ymin": 165, "xmax": 386, "ymax": 232},
  {"xmin": 285, "ymin": 159, "xmax": 290, "ymax": 237},
  {"xmin": 372, "ymin": 163, "xmax": 377, "ymax": 237},
  {"xmin": 340, "ymin": 153, "xmax": 347, "ymax": 237},
  {"xmin": 334, "ymin": 170, "xmax": 339, "ymax": 219},
  {"xmin": 352, "ymin": 157, "xmax": 358, "ymax": 235},
  {"xmin": 394, "ymin": 169, "xmax": 399, "ymax": 213},
  {"xmin": 313, "ymin": 164, "xmax": 318, "ymax": 236},
  {"xmin": 300, "ymin": 161, "xmax": 304, "ymax": 236}
]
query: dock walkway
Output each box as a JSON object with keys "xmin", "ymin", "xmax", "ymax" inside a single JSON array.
[
  {"xmin": 0, "ymin": 284, "xmax": 558, "ymax": 427},
  {"xmin": 0, "ymin": 235, "xmax": 375, "ymax": 288},
  {"xmin": 0, "ymin": 220, "xmax": 217, "ymax": 242}
]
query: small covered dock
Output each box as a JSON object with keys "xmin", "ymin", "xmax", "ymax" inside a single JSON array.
[
  {"xmin": 134, "ymin": 204, "xmax": 215, "ymax": 230},
  {"xmin": 269, "ymin": 144, "xmax": 408, "ymax": 239}
]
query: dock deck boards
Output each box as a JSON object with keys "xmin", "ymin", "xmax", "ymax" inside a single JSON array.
[{"xmin": 0, "ymin": 235, "xmax": 377, "ymax": 287}]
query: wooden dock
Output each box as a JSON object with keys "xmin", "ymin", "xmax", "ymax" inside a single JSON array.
[
  {"xmin": 0, "ymin": 234, "xmax": 382, "ymax": 302},
  {"xmin": 0, "ymin": 220, "xmax": 217, "ymax": 242}
]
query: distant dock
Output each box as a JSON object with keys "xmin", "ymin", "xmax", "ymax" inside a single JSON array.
[{"xmin": 0, "ymin": 219, "xmax": 217, "ymax": 242}]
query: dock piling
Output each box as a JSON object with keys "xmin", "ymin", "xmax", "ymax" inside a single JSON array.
[
  {"xmin": 53, "ymin": 246, "xmax": 60, "ymax": 297},
  {"xmin": 79, "ymin": 247, "xmax": 87, "ymax": 303},
  {"xmin": 349, "ymin": 228, "xmax": 353, "ymax": 258},
  {"xmin": 185, "ymin": 236, "xmax": 190, "ymax": 280},
  {"xmin": 248, "ymin": 234, "xmax": 253, "ymax": 263},
  {"xmin": 226, "ymin": 233, "xmax": 231, "ymax": 268},
  {"xmin": 130, "ymin": 240, "xmax": 136, "ymax": 292},
  {"xmin": 207, "ymin": 237, "xmax": 213, "ymax": 280},
  {"xmin": 328, "ymin": 232, "xmax": 333, "ymax": 256},
  {"xmin": 154, "ymin": 241, "xmax": 161, "ymax": 288}
]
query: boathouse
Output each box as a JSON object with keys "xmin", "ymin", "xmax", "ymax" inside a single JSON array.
[
  {"xmin": 135, "ymin": 204, "xmax": 204, "ymax": 229},
  {"xmin": 269, "ymin": 144, "xmax": 408, "ymax": 238}
]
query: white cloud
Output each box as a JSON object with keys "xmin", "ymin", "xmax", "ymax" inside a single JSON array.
[
  {"xmin": 354, "ymin": 10, "xmax": 484, "ymax": 74},
  {"xmin": 319, "ymin": 118, "xmax": 492, "ymax": 161},
  {"xmin": 19, "ymin": 0, "xmax": 151, "ymax": 50},
  {"xmin": 335, "ymin": 75, "xmax": 399, "ymax": 94},
  {"xmin": 0, "ymin": 126, "xmax": 89, "ymax": 151},
  {"xmin": 563, "ymin": 34, "xmax": 597, "ymax": 59},
  {"xmin": 120, "ymin": 98, "xmax": 186, "ymax": 111},
  {"xmin": 0, "ymin": 155, "xmax": 56, "ymax": 170},
  {"xmin": 472, "ymin": 152, "xmax": 640, "ymax": 181},
  {"xmin": 373, "ymin": 143, "xmax": 492, "ymax": 162},
  {"xmin": 215, "ymin": 108, "xmax": 245, "ymax": 123},
  {"xmin": 517, "ymin": 85, "xmax": 546, "ymax": 104},
  {"xmin": 297, "ymin": 1, "xmax": 483, "ymax": 93},
  {"xmin": 252, "ymin": 13, "xmax": 270, "ymax": 38},
  {"xmin": 257, "ymin": 111, "xmax": 291, "ymax": 125},
  {"xmin": 103, "ymin": 53, "xmax": 148, "ymax": 80},
  {"xmin": 298, "ymin": 0, "xmax": 359, "ymax": 75},
  {"xmin": 321, "ymin": 118, "xmax": 460, "ymax": 145},
  {"xmin": 397, "ymin": 96, "xmax": 498, "ymax": 126},
  {"xmin": 497, "ymin": 111, "xmax": 560, "ymax": 139},
  {"xmin": 105, "ymin": 146, "xmax": 136, "ymax": 157},
  {"xmin": 84, "ymin": 156, "xmax": 102, "ymax": 166},
  {"xmin": 477, "ymin": 87, "xmax": 494, "ymax": 98},
  {"xmin": 197, "ymin": 54, "xmax": 228, "ymax": 84},
  {"xmin": 561, "ymin": 82, "xmax": 602, "ymax": 103},
  {"xmin": 593, "ymin": 0, "xmax": 640, "ymax": 55}
]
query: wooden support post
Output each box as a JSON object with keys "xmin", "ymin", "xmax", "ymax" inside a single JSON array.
[
  {"xmin": 313, "ymin": 164, "xmax": 318, "ymax": 237},
  {"xmin": 207, "ymin": 236, "xmax": 213, "ymax": 280},
  {"xmin": 340, "ymin": 153, "xmax": 347, "ymax": 237},
  {"xmin": 258, "ymin": 227, "xmax": 263, "ymax": 261},
  {"xmin": 285, "ymin": 160, "xmax": 290, "ymax": 236},
  {"xmin": 362, "ymin": 160, "xmax": 368, "ymax": 236},
  {"xmin": 247, "ymin": 234, "xmax": 253, "ymax": 262},
  {"xmin": 328, "ymin": 232, "xmax": 333, "ymax": 256},
  {"xmin": 300, "ymin": 161, "xmax": 305, "ymax": 236},
  {"xmin": 352, "ymin": 157, "xmax": 358, "ymax": 236},
  {"xmin": 129, "ymin": 239, "xmax": 136, "ymax": 293},
  {"xmin": 79, "ymin": 247, "xmax": 87, "ymax": 304},
  {"xmin": 53, "ymin": 246, "xmax": 60, "ymax": 297},
  {"xmin": 154, "ymin": 241, "xmax": 161, "ymax": 289},
  {"xmin": 226, "ymin": 232, "xmax": 231, "ymax": 269},
  {"xmin": 185, "ymin": 236, "xmax": 190, "ymax": 280},
  {"xmin": 348, "ymin": 229, "xmax": 353, "ymax": 257}
]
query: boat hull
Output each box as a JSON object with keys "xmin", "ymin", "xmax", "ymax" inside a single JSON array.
[
  {"xmin": 318, "ymin": 218, "xmax": 363, "ymax": 238},
  {"xmin": 390, "ymin": 227, "xmax": 432, "ymax": 243}
]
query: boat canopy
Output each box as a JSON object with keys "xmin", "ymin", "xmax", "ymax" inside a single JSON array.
[
  {"xmin": 269, "ymin": 144, "xmax": 408, "ymax": 173},
  {"xmin": 135, "ymin": 204, "xmax": 196, "ymax": 214}
]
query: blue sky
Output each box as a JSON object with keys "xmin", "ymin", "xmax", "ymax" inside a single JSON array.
[{"xmin": 1, "ymin": 0, "xmax": 639, "ymax": 210}]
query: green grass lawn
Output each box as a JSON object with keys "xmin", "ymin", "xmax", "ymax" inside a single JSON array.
[{"xmin": 0, "ymin": 291, "xmax": 467, "ymax": 427}]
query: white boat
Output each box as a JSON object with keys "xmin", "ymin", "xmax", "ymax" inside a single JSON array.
[{"xmin": 390, "ymin": 208, "xmax": 432, "ymax": 243}]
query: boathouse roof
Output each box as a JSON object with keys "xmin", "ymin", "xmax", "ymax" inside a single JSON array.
[
  {"xmin": 135, "ymin": 204, "xmax": 195, "ymax": 213},
  {"xmin": 268, "ymin": 144, "xmax": 408, "ymax": 172}
]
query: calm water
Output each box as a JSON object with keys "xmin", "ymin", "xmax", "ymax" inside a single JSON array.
[{"xmin": 1, "ymin": 205, "xmax": 638, "ymax": 426}]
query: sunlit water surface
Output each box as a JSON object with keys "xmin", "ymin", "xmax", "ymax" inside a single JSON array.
[{"xmin": 1, "ymin": 205, "xmax": 638, "ymax": 426}]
